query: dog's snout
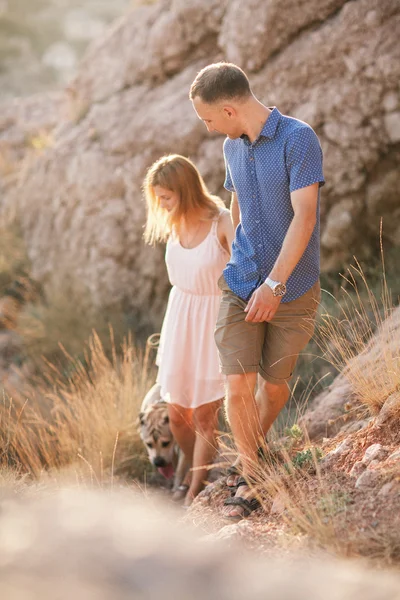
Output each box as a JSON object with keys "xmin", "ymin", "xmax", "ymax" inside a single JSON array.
[{"xmin": 153, "ymin": 456, "xmax": 167, "ymax": 468}]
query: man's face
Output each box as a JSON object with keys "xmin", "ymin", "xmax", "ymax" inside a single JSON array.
[{"xmin": 192, "ymin": 97, "xmax": 243, "ymax": 139}]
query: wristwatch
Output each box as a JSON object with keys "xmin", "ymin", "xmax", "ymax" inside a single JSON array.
[{"xmin": 264, "ymin": 277, "xmax": 287, "ymax": 297}]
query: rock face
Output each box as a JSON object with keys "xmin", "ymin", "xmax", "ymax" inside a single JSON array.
[{"xmin": 0, "ymin": 0, "xmax": 399, "ymax": 328}]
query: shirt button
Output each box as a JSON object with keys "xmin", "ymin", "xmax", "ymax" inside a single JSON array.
[
  {"xmin": 255, "ymin": 220, "xmax": 260, "ymax": 224},
  {"xmin": 249, "ymin": 157, "xmax": 254, "ymax": 161}
]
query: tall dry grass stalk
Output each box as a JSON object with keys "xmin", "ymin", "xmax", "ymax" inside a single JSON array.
[
  {"xmin": 0, "ymin": 330, "xmax": 155, "ymax": 483},
  {"xmin": 317, "ymin": 228, "xmax": 399, "ymax": 415}
]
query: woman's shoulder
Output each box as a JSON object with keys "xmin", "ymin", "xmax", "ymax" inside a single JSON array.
[
  {"xmin": 216, "ymin": 207, "xmax": 233, "ymax": 236},
  {"xmin": 216, "ymin": 207, "xmax": 231, "ymax": 222}
]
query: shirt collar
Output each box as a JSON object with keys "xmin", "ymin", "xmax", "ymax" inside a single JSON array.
[
  {"xmin": 259, "ymin": 107, "xmax": 281, "ymax": 139},
  {"xmin": 240, "ymin": 107, "xmax": 281, "ymax": 145}
]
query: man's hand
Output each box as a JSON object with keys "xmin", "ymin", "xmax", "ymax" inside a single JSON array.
[{"xmin": 244, "ymin": 284, "xmax": 281, "ymax": 322}]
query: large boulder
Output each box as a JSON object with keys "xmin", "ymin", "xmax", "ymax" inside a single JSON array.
[{"xmin": 0, "ymin": 0, "xmax": 399, "ymax": 329}]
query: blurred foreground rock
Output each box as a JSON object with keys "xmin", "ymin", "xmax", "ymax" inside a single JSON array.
[{"xmin": 0, "ymin": 488, "xmax": 400, "ymax": 599}]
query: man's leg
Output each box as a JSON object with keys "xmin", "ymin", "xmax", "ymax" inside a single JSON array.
[
  {"xmin": 214, "ymin": 275, "xmax": 266, "ymax": 490},
  {"xmin": 225, "ymin": 373, "xmax": 263, "ymax": 476},
  {"xmin": 226, "ymin": 377, "xmax": 290, "ymax": 487},
  {"xmin": 223, "ymin": 372, "xmax": 268, "ymax": 519},
  {"xmin": 257, "ymin": 280, "xmax": 321, "ymax": 441},
  {"xmin": 256, "ymin": 378, "xmax": 290, "ymax": 437}
]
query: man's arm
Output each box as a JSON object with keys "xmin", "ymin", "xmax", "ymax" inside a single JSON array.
[
  {"xmin": 268, "ymin": 183, "xmax": 318, "ymax": 284},
  {"xmin": 245, "ymin": 183, "xmax": 319, "ymax": 323},
  {"xmin": 230, "ymin": 192, "xmax": 240, "ymax": 230}
]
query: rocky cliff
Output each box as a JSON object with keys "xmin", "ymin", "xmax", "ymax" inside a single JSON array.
[{"xmin": 0, "ymin": 0, "xmax": 399, "ymax": 328}]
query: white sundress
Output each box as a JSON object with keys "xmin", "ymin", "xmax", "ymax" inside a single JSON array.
[{"xmin": 156, "ymin": 210, "xmax": 229, "ymax": 409}]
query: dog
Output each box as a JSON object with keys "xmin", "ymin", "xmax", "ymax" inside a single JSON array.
[{"xmin": 138, "ymin": 383, "xmax": 188, "ymax": 490}]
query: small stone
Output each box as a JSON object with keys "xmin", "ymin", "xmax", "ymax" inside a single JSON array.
[
  {"xmin": 270, "ymin": 495, "xmax": 286, "ymax": 516},
  {"xmin": 376, "ymin": 393, "xmax": 400, "ymax": 426},
  {"xmin": 237, "ymin": 520, "xmax": 253, "ymax": 533},
  {"xmin": 213, "ymin": 524, "xmax": 241, "ymax": 541},
  {"xmin": 355, "ymin": 469, "xmax": 380, "ymax": 490},
  {"xmin": 362, "ymin": 444, "xmax": 387, "ymax": 466},
  {"xmin": 367, "ymin": 460, "xmax": 380, "ymax": 469},
  {"xmin": 384, "ymin": 112, "xmax": 400, "ymax": 143},
  {"xmin": 350, "ymin": 461, "xmax": 366, "ymax": 478},
  {"xmin": 382, "ymin": 91, "xmax": 398, "ymax": 112},
  {"xmin": 321, "ymin": 439, "xmax": 352, "ymax": 471},
  {"xmin": 42, "ymin": 42, "xmax": 77, "ymax": 73},
  {"xmin": 387, "ymin": 449, "xmax": 400, "ymax": 463},
  {"xmin": 332, "ymin": 439, "xmax": 352, "ymax": 456},
  {"xmin": 371, "ymin": 520, "xmax": 379, "ymax": 528},
  {"xmin": 378, "ymin": 481, "xmax": 396, "ymax": 497},
  {"xmin": 365, "ymin": 10, "xmax": 379, "ymax": 27}
]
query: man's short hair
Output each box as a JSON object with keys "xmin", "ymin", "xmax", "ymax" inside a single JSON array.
[{"xmin": 189, "ymin": 62, "xmax": 252, "ymax": 104}]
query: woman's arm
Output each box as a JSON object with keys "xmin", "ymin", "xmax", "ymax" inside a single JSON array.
[
  {"xmin": 217, "ymin": 209, "xmax": 235, "ymax": 255},
  {"xmin": 230, "ymin": 192, "xmax": 240, "ymax": 230}
]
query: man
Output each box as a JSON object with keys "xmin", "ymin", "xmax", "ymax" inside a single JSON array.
[{"xmin": 190, "ymin": 62, "xmax": 324, "ymax": 519}]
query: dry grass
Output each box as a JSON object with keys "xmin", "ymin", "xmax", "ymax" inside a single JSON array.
[
  {"xmin": 0, "ymin": 219, "xmax": 31, "ymax": 292},
  {"xmin": 317, "ymin": 244, "xmax": 399, "ymax": 415},
  {"xmin": 0, "ymin": 330, "xmax": 155, "ymax": 484},
  {"xmin": 17, "ymin": 283, "xmax": 133, "ymax": 367}
]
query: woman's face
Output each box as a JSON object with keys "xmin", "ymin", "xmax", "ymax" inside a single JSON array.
[{"xmin": 153, "ymin": 185, "xmax": 179, "ymax": 214}]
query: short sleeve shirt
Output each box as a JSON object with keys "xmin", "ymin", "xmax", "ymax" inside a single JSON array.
[{"xmin": 223, "ymin": 107, "xmax": 325, "ymax": 302}]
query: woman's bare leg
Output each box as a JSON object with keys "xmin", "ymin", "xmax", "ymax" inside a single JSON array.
[
  {"xmin": 185, "ymin": 399, "xmax": 222, "ymax": 506},
  {"xmin": 168, "ymin": 403, "xmax": 195, "ymax": 486}
]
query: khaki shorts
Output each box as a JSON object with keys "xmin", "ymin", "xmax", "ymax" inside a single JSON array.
[{"xmin": 215, "ymin": 275, "xmax": 321, "ymax": 384}]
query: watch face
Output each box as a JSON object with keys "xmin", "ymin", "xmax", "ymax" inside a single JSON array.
[{"xmin": 274, "ymin": 283, "xmax": 286, "ymax": 297}]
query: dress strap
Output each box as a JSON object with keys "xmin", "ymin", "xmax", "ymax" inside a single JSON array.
[
  {"xmin": 210, "ymin": 208, "xmax": 223, "ymax": 236},
  {"xmin": 210, "ymin": 208, "xmax": 229, "ymax": 255}
]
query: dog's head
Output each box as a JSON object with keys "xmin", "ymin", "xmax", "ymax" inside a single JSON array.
[{"xmin": 138, "ymin": 402, "xmax": 176, "ymax": 479}]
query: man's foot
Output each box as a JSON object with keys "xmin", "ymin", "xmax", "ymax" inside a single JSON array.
[
  {"xmin": 222, "ymin": 476, "xmax": 261, "ymax": 520},
  {"xmin": 226, "ymin": 445, "xmax": 270, "ymax": 489},
  {"xmin": 226, "ymin": 463, "xmax": 241, "ymax": 488}
]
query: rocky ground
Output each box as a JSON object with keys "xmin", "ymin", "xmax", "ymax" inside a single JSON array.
[
  {"xmin": 187, "ymin": 417, "xmax": 400, "ymax": 566},
  {"xmin": 184, "ymin": 306, "xmax": 400, "ymax": 565}
]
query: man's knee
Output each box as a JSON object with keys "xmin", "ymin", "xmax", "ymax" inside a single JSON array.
[
  {"xmin": 226, "ymin": 373, "xmax": 257, "ymax": 405},
  {"xmin": 257, "ymin": 376, "xmax": 289, "ymax": 402}
]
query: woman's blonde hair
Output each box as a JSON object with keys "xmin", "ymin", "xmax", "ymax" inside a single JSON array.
[{"xmin": 143, "ymin": 154, "xmax": 224, "ymax": 245}]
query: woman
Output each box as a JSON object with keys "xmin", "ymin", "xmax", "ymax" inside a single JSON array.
[{"xmin": 143, "ymin": 154, "xmax": 233, "ymax": 506}]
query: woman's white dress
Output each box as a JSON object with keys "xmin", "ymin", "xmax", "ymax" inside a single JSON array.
[{"xmin": 156, "ymin": 212, "xmax": 229, "ymax": 408}]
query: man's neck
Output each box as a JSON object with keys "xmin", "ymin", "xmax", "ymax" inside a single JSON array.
[{"xmin": 241, "ymin": 99, "xmax": 271, "ymax": 143}]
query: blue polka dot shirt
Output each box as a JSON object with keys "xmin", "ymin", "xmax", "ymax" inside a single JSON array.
[{"xmin": 223, "ymin": 107, "xmax": 325, "ymax": 303}]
